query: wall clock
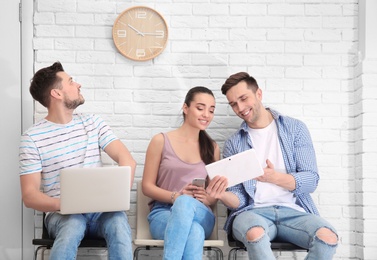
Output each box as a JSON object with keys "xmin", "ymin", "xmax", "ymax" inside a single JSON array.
[{"xmin": 112, "ymin": 6, "xmax": 169, "ymax": 61}]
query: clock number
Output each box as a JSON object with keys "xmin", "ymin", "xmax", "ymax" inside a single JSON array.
[
  {"xmin": 136, "ymin": 49, "xmax": 146, "ymax": 58},
  {"xmin": 155, "ymin": 30, "xmax": 164, "ymax": 38},
  {"xmin": 136, "ymin": 11, "xmax": 147, "ymax": 19},
  {"xmin": 117, "ymin": 30, "xmax": 127, "ymax": 38}
]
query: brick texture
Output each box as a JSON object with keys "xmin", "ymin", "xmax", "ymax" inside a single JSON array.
[{"xmin": 32, "ymin": 1, "xmax": 376, "ymax": 259}]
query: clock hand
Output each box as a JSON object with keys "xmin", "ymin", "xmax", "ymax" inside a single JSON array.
[
  {"xmin": 127, "ymin": 24, "xmax": 144, "ymax": 36},
  {"xmin": 142, "ymin": 32, "xmax": 163, "ymax": 36}
]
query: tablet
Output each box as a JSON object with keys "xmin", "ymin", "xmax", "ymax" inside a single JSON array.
[{"xmin": 205, "ymin": 149, "xmax": 263, "ymax": 188}]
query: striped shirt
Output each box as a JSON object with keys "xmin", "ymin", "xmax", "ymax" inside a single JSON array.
[
  {"xmin": 19, "ymin": 114, "xmax": 117, "ymax": 198},
  {"xmin": 223, "ymin": 108, "xmax": 320, "ymax": 233}
]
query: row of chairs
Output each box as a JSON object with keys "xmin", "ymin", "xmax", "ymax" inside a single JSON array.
[{"xmin": 33, "ymin": 181, "xmax": 306, "ymax": 260}]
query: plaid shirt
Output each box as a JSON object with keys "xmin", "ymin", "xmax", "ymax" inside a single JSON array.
[{"xmin": 223, "ymin": 108, "xmax": 320, "ymax": 233}]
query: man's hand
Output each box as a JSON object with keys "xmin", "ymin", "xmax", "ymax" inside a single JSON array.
[
  {"xmin": 255, "ymin": 159, "xmax": 277, "ymax": 184},
  {"xmin": 256, "ymin": 159, "xmax": 296, "ymax": 191},
  {"xmin": 206, "ymin": 175, "xmax": 228, "ymax": 199}
]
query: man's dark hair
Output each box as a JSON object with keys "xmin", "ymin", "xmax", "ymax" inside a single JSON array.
[
  {"xmin": 29, "ymin": 62, "xmax": 64, "ymax": 107},
  {"xmin": 221, "ymin": 72, "xmax": 259, "ymax": 95}
]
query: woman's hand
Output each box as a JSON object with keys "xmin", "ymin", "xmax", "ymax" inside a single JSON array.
[
  {"xmin": 192, "ymin": 185, "xmax": 212, "ymax": 206},
  {"xmin": 180, "ymin": 183, "xmax": 196, "ymax": 197},
  {"xmin": 180, "ymin": 183, "xmax": 212, "ymax": 206}
]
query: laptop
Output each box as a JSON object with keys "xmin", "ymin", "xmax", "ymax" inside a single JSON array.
[
  {"xmin": 205, "ymin": 149, "xmax": 263, "ymax": 188},
  {"xmin": 59, "ymin": 166, "xmax": 131, "ymax": 214}
]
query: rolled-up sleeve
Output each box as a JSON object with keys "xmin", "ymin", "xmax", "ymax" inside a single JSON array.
[{"xmin": 287, "ymin": 120, "xmax": 319, "ymax": 195}]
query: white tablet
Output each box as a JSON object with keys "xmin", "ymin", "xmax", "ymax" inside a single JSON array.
[{"xmin": 205, "ymin": 149, "xmax": 263, "ymax": 188}]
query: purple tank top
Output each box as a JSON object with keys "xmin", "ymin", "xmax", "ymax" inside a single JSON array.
[{"xmin": 156, "ymin": 133, "xmax": 207, "ymax": 193}]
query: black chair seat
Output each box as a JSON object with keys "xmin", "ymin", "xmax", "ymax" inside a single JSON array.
[{"xmin": 32, "ymin": 237, "xmax": 107, "ymax": 247}]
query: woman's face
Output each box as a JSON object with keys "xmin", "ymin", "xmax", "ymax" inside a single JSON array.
[{"xmin": 183, "ymin": 92, "xmax": 216, "ymax": 130}]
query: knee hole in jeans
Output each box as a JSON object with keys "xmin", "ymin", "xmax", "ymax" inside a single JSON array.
[
  {"xmin": 316, "ymin": 227, "xmax": 338, "ymax": 245},
  {"xmin": 246, "ymin": 226, "xmax": 265, "ymax": 242}
]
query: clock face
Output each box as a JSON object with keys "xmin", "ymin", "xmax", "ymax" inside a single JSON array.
[{"xmin": 112, "ymin": 6, "xmax": 168, "ymax": 61}]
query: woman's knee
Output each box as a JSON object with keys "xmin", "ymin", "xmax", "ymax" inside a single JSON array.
[
  {"xmin": 174, "ymin": 195, "xmax": 193, "ymax": 206},
  {"xmin": 316, "ymin": 227, "xmax": 338, "ymax": 245},
  {"xmin": 171, "ymin": 195, "xmax": 197, "ymax": 212}
]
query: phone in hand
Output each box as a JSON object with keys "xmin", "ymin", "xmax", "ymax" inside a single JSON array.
[{"xmin": 192, "ymin": 178, "xmax": 206, "ymax": 188}]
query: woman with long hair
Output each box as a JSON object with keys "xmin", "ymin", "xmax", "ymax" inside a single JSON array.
[{"xmin": 142, "ymin": 86, "xmax": 226, "ymax": 259}]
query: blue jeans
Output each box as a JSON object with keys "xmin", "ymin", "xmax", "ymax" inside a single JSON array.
[
  {"xmin": 232, "ymin": 206, "xmax": 338, "ymax": 260},
  {"xmin": 148, "ymin": 195, "xmax": 215, "ymax": 260},
  {"xmin": 46, "ymin": 211, "xmax": 132, "ymax": 260}
]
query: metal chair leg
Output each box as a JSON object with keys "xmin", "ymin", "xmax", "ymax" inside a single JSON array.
[
  {"xmin": 133, "ymin": 246, "xmax": 144, "ymax": 260},
  {"xmin": 212, "ymin": 247, "xmax": 224, "ymax": 260},
  {"xmin": 34, "ymin": 246, "xmax": 48, "ymax": 260},
  {"xmin": 204, "ymin": 247, "xmax": 224, "ymax": 260},
  {"xmin": 228, "ymin": 247, "xmax": 247, "ymax": 260}
]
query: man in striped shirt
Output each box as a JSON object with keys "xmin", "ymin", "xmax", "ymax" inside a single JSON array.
[
  {"xmin": 19, "ymin": 62, "xmax": 136, "ymax": 260},
  {"xmin": 207, "ymin": 72, "xmax": 338, "ymax": 260}
]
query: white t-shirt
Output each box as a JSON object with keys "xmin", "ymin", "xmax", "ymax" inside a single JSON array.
[{"xmin": 248, "ymin": 120, "xmax": 304, "ymax": 212}]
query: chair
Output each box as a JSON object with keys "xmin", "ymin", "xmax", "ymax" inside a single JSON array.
[
  {"xmin": 32, "ymin": 213, "xmax": 107, "ymax": 260},
  {"xmin": 133, "ymin": 181, "xmax": 224, "ymax": 259},
  {"xmin": 226, "ymin": 210, "xmax": 308, "ymax": 260}
]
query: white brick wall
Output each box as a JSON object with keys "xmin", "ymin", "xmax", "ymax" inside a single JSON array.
[{"xmin": 31, "ymin": 1, "xmax": 377, "ymax": 259}]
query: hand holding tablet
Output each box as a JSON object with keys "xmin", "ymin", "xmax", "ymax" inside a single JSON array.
[{"xmin": 205, "ymin": 149, "xmax": 263, "ymax": 188}]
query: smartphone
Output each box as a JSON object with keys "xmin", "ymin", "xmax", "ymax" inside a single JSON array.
[{"xmin": 192, "ymin": 178, "xmax": 206, "ymax": 188}]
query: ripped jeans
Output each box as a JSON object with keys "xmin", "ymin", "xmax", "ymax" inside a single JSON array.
[{"xmin": 232, "ymin": 206, "xmax": 337, "ymax": 260}]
